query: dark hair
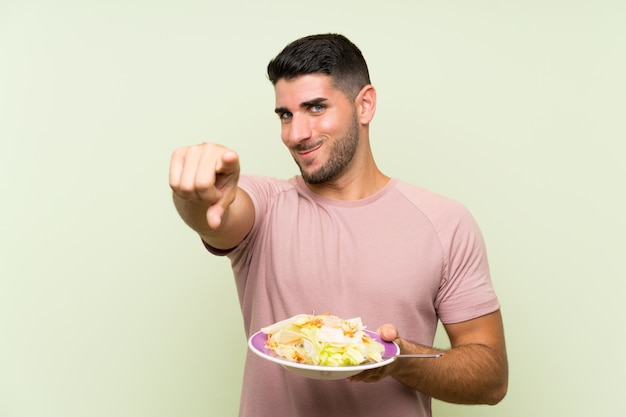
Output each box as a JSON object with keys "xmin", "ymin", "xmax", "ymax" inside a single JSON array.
[{"xmin": 267, "ymin": 33, "xmax": 371, "ymax": 100}]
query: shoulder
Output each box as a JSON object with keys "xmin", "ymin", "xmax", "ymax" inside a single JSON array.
[
  {"xmin": 392, "ymin": 180, "xmax": 472, "ymax": 220},
  {"xmin": 239, "ymin": 174, "xmax": 295, "ymax": 193},
  {"xmin": 238, "ymin": 174, "xmax": 298, "ymax": 203},
  {"xmin": 390, "ymin": 180, "xmax": 484, "ymax": 249}
]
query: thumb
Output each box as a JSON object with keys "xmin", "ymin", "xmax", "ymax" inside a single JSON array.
[
  {"xmin": 377, "ymin": 324, "xmax": 399, "ymax": 342},
  {"xmin": 207, "ymin": 203, "xmax": 226, "ymax": 229}
]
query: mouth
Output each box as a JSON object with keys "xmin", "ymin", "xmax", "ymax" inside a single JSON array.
[{"xmin": 295, "ymin": 142, "xmax": 323, "ymax": 158}]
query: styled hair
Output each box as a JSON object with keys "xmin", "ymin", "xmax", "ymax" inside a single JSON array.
[{"xmin": 267, "ymin": 33, "xmax": 371, "ymax": 100}]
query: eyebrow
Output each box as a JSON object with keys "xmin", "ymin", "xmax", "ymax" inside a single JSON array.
[{"xmin": 274, "ymin": 97, "xmax": 328, "ymax": 114}]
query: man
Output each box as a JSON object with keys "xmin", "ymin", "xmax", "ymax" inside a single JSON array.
[{"xmin": 169, "ymin": 34, "xmax": 508, "ymax": 417}]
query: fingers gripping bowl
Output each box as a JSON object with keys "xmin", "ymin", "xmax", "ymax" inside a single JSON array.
[{"xmin": 248, "ymin": 314, "xmax": 400, "ymax": 380}]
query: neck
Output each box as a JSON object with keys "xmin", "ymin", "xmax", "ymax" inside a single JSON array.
[{"xmin": 304, "ymin": 148, "xmax": 389, "ymax": 200}]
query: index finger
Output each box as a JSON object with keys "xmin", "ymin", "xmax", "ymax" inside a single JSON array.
[{"xmin": 216, "ymin": 150, "xmax": 240, "ymax": 175}]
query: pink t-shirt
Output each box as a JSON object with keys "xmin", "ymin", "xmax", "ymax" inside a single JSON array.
[{"xmin": 209, "ymin": 175, "xmax": 500, "ymax": 417}]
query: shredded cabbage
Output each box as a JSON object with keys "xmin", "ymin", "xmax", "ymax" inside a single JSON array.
[{"xmin": 261, "ymin": 313, "xmax": 385, "ymax": 366}]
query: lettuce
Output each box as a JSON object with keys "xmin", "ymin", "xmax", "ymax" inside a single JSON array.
[{"xmin": 261, "ymin": 313, "xmax": 384, "ymax": 366}]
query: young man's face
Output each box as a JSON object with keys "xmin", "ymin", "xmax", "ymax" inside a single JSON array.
[{"xmin": 274, "ymin": 74, "xmax": 360, "ymax": 184}]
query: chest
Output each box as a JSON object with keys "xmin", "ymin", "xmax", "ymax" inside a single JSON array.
[{"xmin": 251, "ymin": 201, "xmax": 443, "ymax": 319}]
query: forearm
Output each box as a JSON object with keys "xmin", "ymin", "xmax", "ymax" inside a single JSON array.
[
  {"xmin": 172, "ymin": 188, "xmax": 254, "ymax": 250},
  {"xmin": 172, "ymin": 193, "xmax": 214, "ymax": 238},
  {"xmin": 390, "ymin": 340, "xmax": 508, "ymax": 405}
]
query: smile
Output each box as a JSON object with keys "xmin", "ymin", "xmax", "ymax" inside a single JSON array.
[{"xmin": 295, "ymin": 142, "xmax": 322, "ymax": 157}]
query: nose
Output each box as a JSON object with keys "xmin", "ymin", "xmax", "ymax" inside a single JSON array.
[{"xmin": 284, "ymin": 114, "xmax": 312, "ymax": 145}]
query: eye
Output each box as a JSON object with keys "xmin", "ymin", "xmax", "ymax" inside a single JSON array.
[
  {"xmin": 278, "ymin": 111, "xmax": 293, "ymax": 121},
  {"xmin": 310, "ymin": 104, "xmax": 325, "ymax": 113}
]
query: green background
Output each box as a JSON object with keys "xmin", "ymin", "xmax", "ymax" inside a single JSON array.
[{"xmin": 1, "ymin": 0, "xmax": 624, "ymax": 416}]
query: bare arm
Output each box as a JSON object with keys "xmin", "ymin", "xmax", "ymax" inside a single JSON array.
[
  {"xmin": 352, "ymin": 310, "xmax": 508, "ymax": 405},
  {"xmin": 169, "ymin": 143, "xmax": 254, "ymax": 250}
]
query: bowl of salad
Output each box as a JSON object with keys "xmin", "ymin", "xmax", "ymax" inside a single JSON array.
[{"xmin": 248, "ymin": 313, "xmax": 400, "ymax": 380}]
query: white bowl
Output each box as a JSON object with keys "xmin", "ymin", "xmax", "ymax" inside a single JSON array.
[{"xmin": 248, "ymin": 329, "xmax": 399, "ymax": 380}]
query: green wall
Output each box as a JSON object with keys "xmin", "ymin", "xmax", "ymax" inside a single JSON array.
[{"xmin": 1, "ymin": 1, "xmax": 624, "ymax": 416}]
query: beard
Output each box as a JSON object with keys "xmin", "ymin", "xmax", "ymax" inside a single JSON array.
[{"xmin": 296, "ymin": 114, "xmax": 360, "ymax": 185}]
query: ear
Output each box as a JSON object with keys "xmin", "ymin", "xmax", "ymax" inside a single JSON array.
[{"xmin": 355, "ymin": 85, "xmax": 376, "ymax": 124}]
